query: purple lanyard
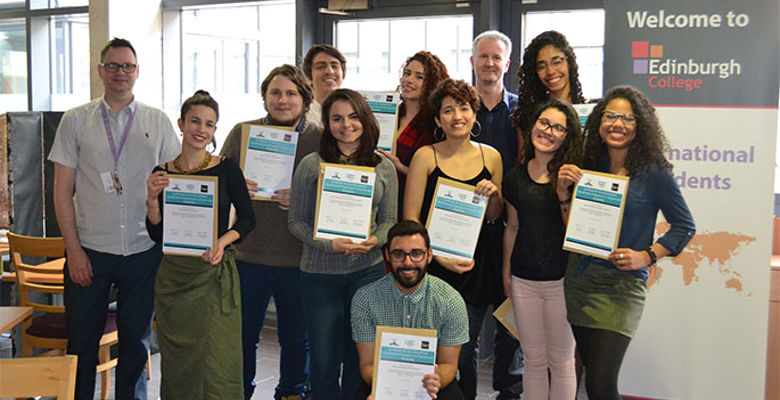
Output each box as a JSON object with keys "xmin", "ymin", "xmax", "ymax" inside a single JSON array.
[{"xmin": 100, "ymin": 103, "xmax": 135, "ymax": 171}]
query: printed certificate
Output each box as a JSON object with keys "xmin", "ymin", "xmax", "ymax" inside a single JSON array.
[
  {"xmin": 372, "ymin": 326, "xmax": 437, "ymax": 400},
  {"xmin": 360, "ymin": 91, "xmax": 400, "ymax": 153},
  {"xmin": 424, "ymin": 177, "xmax": 488, "ymax": 261},
  {"xmin": 313, "ymin": 163, "xmax": 376, "ymax": 241},
  {"xmin": 572, "ymin": 103, "xmax": 596, "ymax": 127},
  {"xmin": 162, "ymin": 175, "xmax": 218, "ymax": 256},
  {"xmin": 239, "ymin": 124, "xmax": 298, "ymax": 201},
  {"xmin": 563, "ymin": 170, "xmax": 629, "ymax": 259}
]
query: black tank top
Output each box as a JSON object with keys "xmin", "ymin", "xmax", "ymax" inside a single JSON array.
[{"xmin": 420, "ymin": 144, "xmax": 497, "ymax": 306}]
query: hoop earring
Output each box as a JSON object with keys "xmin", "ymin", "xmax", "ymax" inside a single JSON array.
[
  {"xmin": 471, "ymin": 120, "xmax": 482, "ymax": 138},
  {"xmin": 433, "ymin": 126, "xmax": 445, "ymax": 142}
]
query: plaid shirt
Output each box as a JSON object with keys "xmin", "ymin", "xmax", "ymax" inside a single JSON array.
[{"xmin": 351, "ymin": 273, "xmax": 468, "ymax": 347}]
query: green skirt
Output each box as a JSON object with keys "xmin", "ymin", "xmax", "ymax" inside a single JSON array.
[
  {"xmin": 564, "ymin": 254, "xmax": 647, "ymax": 338},
  {"xmin": 155, "ymin": 247, "xmax": 243, "ymax": 399}
]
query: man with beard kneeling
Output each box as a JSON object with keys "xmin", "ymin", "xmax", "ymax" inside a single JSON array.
[{"xmin": 351, "ymin": 220, "xmax": 469, "ymax": 400}]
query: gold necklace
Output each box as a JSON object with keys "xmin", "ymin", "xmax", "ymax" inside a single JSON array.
[{"xmin": 174, "ymin": 152, "xmax": 212, "ymax": 174}]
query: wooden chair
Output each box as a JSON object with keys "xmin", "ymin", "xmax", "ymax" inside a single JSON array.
[
  {"xmin": 0, "ymin": 354, "xmax": 78, "ymax": 400},
  {"xmin": 8, "ymin": 232, "xmax": 118, "ymax": 400}
]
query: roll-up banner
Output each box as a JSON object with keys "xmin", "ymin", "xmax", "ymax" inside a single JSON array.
[{"xmin": 603, "ymin": 1, "xmax": 779, "ymax": 399}]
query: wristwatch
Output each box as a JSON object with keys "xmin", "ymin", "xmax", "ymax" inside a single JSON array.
[{"xmin": 644, "ymin": 247, "xmax": 658, "ymax": 266}]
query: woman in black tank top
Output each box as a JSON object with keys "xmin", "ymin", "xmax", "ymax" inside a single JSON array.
[{"xmin": 403, "ymin": 78, "xmax": 504, "ymax": 400}]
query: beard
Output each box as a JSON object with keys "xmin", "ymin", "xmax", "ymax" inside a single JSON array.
[{"xmin": 392, "ymin": 263, "xmax": 428, "ymax": 289}]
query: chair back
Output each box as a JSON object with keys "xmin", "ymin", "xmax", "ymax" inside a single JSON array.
[
  {"xmin": 0, "ymin": 355, "xmax": 77, "ymax": 400},
  {"xmin": 7, "ymin": 232, "xmax": 66, "ymax": 314}
]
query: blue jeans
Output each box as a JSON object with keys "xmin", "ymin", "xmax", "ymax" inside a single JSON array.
[
  {"xmin": 64, "ymin": 245, "xmax": 159, "ymax": 400},
  {"xmin": 300, "ymin": 264, "xmax": 385, "ymax": 400},
  {"xmin": 238, "ymin": 262, "xmax": 309, "ymax": 400}
]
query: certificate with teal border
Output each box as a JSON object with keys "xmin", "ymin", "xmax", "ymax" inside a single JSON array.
[
  {"xmin": 313, "ymin": 163, "xmax": 376, "ymax": 241},
  {"xmin": 162, "ymin": 174, "xmax": 218, "ymax": 256},
  {"xmin": 563, "ymin": 170, "xmax": 629, "ymax": 259},
  {"xmin": 372, "ymin": 326, "xmax": 437, "ymax": 400}
]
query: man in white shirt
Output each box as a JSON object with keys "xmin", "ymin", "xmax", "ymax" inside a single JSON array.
[{"xmin": 49, "ymin": 38, "xmax": 180, "ymax": 400}]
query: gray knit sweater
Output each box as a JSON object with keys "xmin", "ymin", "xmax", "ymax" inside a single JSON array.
[{"xmin": 288, "ymin": 152, "xmax": 398, "ymax": 274}]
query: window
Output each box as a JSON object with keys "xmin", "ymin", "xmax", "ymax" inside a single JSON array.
[
  {"xmin": 0, "ymin": 18, "xmax": 27, "ymax": 112},
  {"xmin": 0, "ymin": 1, "xmax": 88, "ymax": 112},
  {"xmin": 0, "ymin": 1, "xmax": 24, "ymax": 10},
  {"xmin": 45, "ymin": 14, "xmax": 90, "ymax": 110},
  {"xmin": 29, "ymin": 0, "xmax": 87, "ymax": 10},
  {"xmin": 176, "ymin": 0, "xmax": 295, "ymax": 149},
  {"xmin": 522, "ymin": 9, "xmax": 605, "ymax": 101},
  {"xmin": 335, "ymin": 15, "xmax": 473, "ymax": 92}
]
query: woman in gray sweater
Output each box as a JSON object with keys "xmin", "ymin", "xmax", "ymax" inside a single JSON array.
[{"xmin": 288, "ymin": 88, "xmax": 398, "ymax": 400}]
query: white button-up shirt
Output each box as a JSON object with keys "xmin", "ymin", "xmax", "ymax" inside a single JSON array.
[{"xmin": 48, "ymin": 97, "xmax": 180, "ymax": 256}]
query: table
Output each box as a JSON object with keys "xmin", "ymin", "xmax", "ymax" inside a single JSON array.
[
  {"xmin": 0, "ymin": 306, "xmax": 32, "ymax": 333},
  {"xmin": 1, "ymin": 258, "xmax": 65, "ymax": 284}
]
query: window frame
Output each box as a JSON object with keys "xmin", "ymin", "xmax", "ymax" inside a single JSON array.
[{"xmin": 0, "ymin": 3, "xmax": 87, "ymax": 111}]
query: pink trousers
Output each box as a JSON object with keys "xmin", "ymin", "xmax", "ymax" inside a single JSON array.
[{"xmin": 510, "ymin": 276, "xmax": 577, "ymax": 400}]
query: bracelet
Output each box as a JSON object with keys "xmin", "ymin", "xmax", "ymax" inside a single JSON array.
[
  {"xmin": 559, "ymin": 198, "xmax": 572, "ymax": 206},
  {"xmin": 644, "ymin": 247, "xmax": 658, "ymax": 266}
]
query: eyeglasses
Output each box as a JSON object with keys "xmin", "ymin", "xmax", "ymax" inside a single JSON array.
[
  {"xmin": 389, "ymin": 249, "xmax": 427, "ymax": 263},
  {"xmin": 100, "ymin": 62, "xmax": 137, "ymax": 73},
  {"xmin": 535, "ymin": 118, "xmax": 567, "ymax": 137},
  {"xmin": 601, "ymin": 110, "xmax": 637, "ymax": 127},
  {"xmin": 536, "ymin": 55, "xmax": 567, "ymax": 72}
]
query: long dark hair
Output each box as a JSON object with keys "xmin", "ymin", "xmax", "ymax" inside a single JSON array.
[
  {"xmin": 583, "ymin": 86, "xmax": 671, "ymax": 174},
  {"xmin": 400, "ymin": 51, "xmax": 449, "ymax": 109},
  {"xmin": 513, "ymin": 31, "xmax": 585, "ymax": 134},
  {"xmin": 521, "ymin": 99, "xmax": 583, "ymax": 188},
  {"xmin": 320, "ymin": 89, "xmax": 381, "ymax": 167},
  {"xmin": 399, "ymin": 51, "xmax": 450, "ymax": 139}
]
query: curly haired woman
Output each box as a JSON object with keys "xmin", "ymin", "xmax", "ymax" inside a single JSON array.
[
  {"xmin": 379, "ymin": 51, "xmax": 449, "ymax": 215},
  {"xmin": 557, "ymin": 86, "xmax": 695, "ymax": 400},
  {"xmin": 513, "ymin": 31, "xmax": 586, "ymax": 149}
]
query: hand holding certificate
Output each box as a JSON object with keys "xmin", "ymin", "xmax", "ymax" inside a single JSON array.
[
  {"xmin": 314, "ymin": 163, "xmax": 376, "ymax": 242},
  {"xmin": 162, "ymin": 175, "xmax": 218, "ymax": 256},
  {"xmin": 424, "ymin": 177, "xmax": 488, "ymax": 261},
  {"xmin": 372, "ymin": 326, "xmax": 438, "ymax": 400},
  {"xmin": 562, "ymin": 170, "xmax": 629, "ymax": 259},
  {"xmin": 239, "ymin": 124, "xmax": 298, "ymax": 200}
]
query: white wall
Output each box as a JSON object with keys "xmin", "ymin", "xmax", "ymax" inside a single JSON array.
[{"xmin": 89, "ymin": 0, "xmax": 164, "ymax": 107}]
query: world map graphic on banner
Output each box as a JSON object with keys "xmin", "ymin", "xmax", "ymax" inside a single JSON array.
[{"xmin": 647, "ymin": 222, "xmax": 755, "ymax": 293}]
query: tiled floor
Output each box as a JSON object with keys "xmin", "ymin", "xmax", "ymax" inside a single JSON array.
[{"xmin": 1, "ymin": 327, "xmax": 505, "ymax": 400}]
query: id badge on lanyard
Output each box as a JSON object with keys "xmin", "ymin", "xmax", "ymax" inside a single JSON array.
[{"xmin": 101, "ymin": 104, "xmax": 135, "ymax": 196}]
